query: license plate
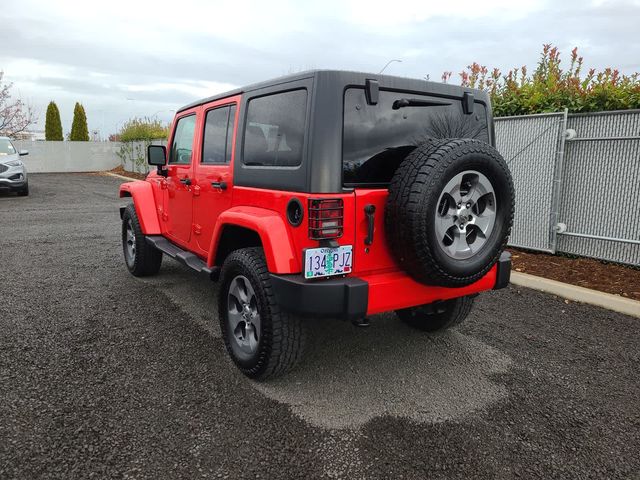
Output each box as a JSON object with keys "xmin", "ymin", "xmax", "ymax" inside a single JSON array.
[{"xmin": 304, "ymin": 245, "xmax": 353, "ymax": 279}]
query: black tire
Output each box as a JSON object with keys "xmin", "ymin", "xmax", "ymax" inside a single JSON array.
[
  {"xmin": 396, "ymin": 296, "xmax": 474, "ymax": 332},
  {"xmin": 121, "ymin": 203, "xmax": 162, "ymax": 276},
  {"xmin": 219, "ymin": 247, "xmax": 306, "ymax": 380},
  {"xmin": 385, "ymin": 138, "xmax": 514, "ymax": 287},
  {"xmin": 17, "ymin": 183, "xmax": 29, "ymax": 196}
]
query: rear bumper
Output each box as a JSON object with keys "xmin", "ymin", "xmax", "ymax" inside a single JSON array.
[{"xmin": 270, "ymin": 251, "xmax": 511, "ymax": 320}]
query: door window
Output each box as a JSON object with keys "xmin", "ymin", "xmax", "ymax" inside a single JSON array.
[
  {"xmin": 202, "ymin": 105, "xmax": 237, "ymax": 164},
  {"xmin": 169, "ymin": 114, "xmax": 196, "ymax": 164}
]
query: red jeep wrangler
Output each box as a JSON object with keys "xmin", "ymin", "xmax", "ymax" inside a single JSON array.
[{"xmin": 119, "ymin": 70, "xmax": 514, "ymax": 379}]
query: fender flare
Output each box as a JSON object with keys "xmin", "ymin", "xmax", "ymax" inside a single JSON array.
[
  {"xmin": 119, "ymin": 181, "xmax": 161, "ymax": 235},
  {"xmin": 208, "ymin": 206, "xmax": 297, "ymax": 274}
]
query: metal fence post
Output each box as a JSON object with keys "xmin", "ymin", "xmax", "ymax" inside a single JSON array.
[{"xmin": 548, "ymin": 108, "xmax": 569, "ymax": 253}]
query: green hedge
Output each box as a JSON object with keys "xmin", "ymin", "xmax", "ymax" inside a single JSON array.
[{"xmin": 456, "ymin": 45, "xmax": 640, "ymax": 117}]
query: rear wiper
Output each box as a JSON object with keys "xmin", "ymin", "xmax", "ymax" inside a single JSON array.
[{"xmin": 392, "ymin": 98, "xmax": 452, "ymax": 110}]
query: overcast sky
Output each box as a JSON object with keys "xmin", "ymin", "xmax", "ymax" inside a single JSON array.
[{"xmin": 2, "ymin": 0, "xmax": 639, "ymax": 137}]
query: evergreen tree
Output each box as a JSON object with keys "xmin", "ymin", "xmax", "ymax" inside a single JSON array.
[
  {"xmin": 44, "ymin": 101, "xmax": 63, "ymax": 140},
  {"xmin": 69, "ymin": 102, "xmax": 89, "ymax": 141}
]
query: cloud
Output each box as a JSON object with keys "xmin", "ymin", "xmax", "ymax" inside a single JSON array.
[{"xmin": 1, "ymin": 0, "xmax": 638, "ymax": 136}]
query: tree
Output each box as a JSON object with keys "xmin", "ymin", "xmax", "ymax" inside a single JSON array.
[
  {"xmin": 69, "ymin": 102, "xmax": 89, "ymax": 141},
  {"xmin": 45, "ymin": 101, "xmax": 63, "ymax": 140},
  {"xmin": 0, "ymin": 71, "xmax": 37, "ymax": 138}
]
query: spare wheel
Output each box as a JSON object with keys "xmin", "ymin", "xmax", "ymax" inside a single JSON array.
[{"xmin": 385, "ymin": 138, "xmax": 515, "ymax": 287}]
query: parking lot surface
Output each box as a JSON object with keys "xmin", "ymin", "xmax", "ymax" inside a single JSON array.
[{"xmin": 1, "ymin": 174, "xmax": 638, "ymax": 479}]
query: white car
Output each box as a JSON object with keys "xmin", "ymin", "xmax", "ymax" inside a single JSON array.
[{"xmin": 0, "ymin": 136, "xmax": 29, "ymax": 196}]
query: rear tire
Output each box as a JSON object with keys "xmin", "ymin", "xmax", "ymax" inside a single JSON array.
[
  {"xmin": 396, "ymin": 296, "xmax": 474, "ymax": 332},
  {"xmin": 219, "ymin": 247, "xmax": 306, "ymax": 380},
  {"xmin": 122, "ymin": 204, "xmax": 162, "ymax": 276}
]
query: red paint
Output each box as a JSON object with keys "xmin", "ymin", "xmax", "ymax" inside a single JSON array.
[
  {"xmin": 352, "ymin": 189, "xmax": 398, "ymax": 275},
  {"xmin": 364, "ymin": 265, "xmax": 497, "ymax": 315},
  {"xmin": 119, "ymin": 180, "xmax": 161, "ymax": 234}
]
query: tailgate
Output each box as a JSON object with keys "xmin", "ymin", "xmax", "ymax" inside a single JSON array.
[{"xmin": 352, "ymin": 188, "xmax": 400, "ymax": 276}]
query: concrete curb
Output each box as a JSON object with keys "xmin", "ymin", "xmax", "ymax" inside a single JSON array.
[
  {"xmin": 511, "ymin": 271, "xmax": 640, "ymax": 318},
  {"xmin": 103, "ymin": 172, "xmax": 139, "ymax": 182}
]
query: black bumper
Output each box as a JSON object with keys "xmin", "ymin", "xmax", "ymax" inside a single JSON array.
[
  {"xmin": 269, "ymin": 274, "xmax": 368, "ymax": 321},
  {"xmin": 493, "ymin": 251, "xmax": 512, "ymax": 290}
]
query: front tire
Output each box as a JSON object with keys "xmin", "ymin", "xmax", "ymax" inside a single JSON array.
[
  {"xmin": 17, "ymin": 183, "xmax": 29, "ymax": 196},
  {"xmin": 121, "ymin": 204, "xmax": 162, "ymax": 276},
  {"xmin": 219, "ymin": 248, "xmax": 306, "ymax": 380},
  {"xmin": 396, "ymin": 296, "xmax": 475, "ymax": 332}
]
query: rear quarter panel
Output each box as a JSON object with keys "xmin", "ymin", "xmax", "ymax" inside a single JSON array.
[{"xmin": 218, "ymin": 186, "xmax": 356, "ymax": 274}]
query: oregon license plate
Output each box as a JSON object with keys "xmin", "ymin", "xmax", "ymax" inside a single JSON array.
[{"xmin": 304, "ymin": 245, "xmax": 353, "ymax": 279}]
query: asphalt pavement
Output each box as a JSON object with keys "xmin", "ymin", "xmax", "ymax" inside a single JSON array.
[{"xmin": 1, "ymin": 173, "xmax": 638, "ymax": 479}]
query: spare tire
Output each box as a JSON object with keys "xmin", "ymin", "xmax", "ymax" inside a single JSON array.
[{"xmin": 385, "ymin": 138, "xmax": 514, "ymax": 287}]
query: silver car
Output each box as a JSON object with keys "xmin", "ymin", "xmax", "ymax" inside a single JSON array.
[{"xmin": 0, "ymin": 137, "xmax": 29, "ymax": 196}]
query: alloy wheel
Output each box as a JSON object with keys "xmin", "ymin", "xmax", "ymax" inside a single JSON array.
[{"xmin": 434, "ymin": 170, "xmax": 497, "ymax": 260}]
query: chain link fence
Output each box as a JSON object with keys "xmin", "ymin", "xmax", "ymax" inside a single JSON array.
[{"xmin": 496, "ymin": 109, "xmax": 640, "ymax": 266}]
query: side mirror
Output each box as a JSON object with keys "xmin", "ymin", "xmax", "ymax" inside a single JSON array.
[
  {"xmin": 19, "ymin": 150, "xmax": 28, "ymax": 156},
  {"xmin": 147, "ymin": 144, "xmax": 167, "ymax": 176}
]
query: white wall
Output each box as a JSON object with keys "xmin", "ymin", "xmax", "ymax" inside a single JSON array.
[{"xmin": 12, "ymin": 140, "xmax": 121, "ymax": 173}]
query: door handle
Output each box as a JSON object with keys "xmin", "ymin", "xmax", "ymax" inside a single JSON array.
[
  {"xmin": 364, "ymin": 204, "xmax": 376, "ymax": 245},
  {"xmin": 211, "ymin": 181, "xmax": 227, "ymax": 190},
  {"xmin": 179, "ymin": 178, "xmax": 192, "ymax": 186}
]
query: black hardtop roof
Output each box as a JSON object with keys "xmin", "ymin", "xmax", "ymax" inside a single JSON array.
[{"xmin": 177, "ymin": 69, "xmax": 484, "ymax": 113}]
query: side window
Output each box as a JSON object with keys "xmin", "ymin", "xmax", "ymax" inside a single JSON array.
[
  {"xmin": 202, "ymin": 104, "xmax": 237, "ymax": 164},
  {"xmin": 243, "ymin": 89, "xmax": 307, "ymax": 167},
  {"xmin": 169, "ymin": 114, "xmax": 196, "ymax": 164}
]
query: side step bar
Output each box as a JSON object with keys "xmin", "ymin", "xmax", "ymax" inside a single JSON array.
[{"xmin": 145, "ymin": 236, "xmax": 220, "ymax": 281}]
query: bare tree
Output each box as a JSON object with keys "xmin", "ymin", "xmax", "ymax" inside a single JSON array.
[{"xmin": 0, "ymin": 71, "xmax": 37, "ymax": 138}]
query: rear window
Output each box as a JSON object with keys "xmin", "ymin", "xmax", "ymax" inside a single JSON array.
[
  {"xmin": 243, "ymin": 89, "xmax": 307, "ymax": 167},
  {"xmin": 343, "ymin": 88, "xmax": 488, "ymax": 186}
]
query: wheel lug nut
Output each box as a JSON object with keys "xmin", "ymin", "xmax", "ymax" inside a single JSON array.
[{"xmin": 466, "ymin": 203, "xmax": 471, "ymax": 208}]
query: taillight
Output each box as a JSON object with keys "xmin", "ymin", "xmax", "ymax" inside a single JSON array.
[{"xmin": 308, "ymin": 198, "xmax": 344, "ymax": 240}]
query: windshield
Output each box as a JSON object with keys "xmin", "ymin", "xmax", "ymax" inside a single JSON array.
[
  {"xmin": 0, "ymin": 138, "xmax": 17, "ymax": 156},
  {"xmin": 343, "ymin": 88, "xmax": 489, "ymax": 186}
]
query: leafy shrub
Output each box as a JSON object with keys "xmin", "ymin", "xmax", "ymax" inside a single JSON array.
[
  {"xmin": 119, "ymin": 117, "xmax": 169, "ymax": 142},
  {"xmin": 457, "ymin": 45, "xmax": 640, "ymax": 117}
]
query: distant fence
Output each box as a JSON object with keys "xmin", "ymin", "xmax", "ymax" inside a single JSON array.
[
  {"xmin": 13, "ymin": 140, "xmax": 121, "ymax": 173},
  {"xmin": 118, "ymin": 140, "xmax": 167, "ymax": 174},
  {"xmin": 12, "ymin": 140, "xmax": 166, "ymax": 174},
  {"xmin": 496, "ymin": 109, "xmax": 640, "ymax": 266}
]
